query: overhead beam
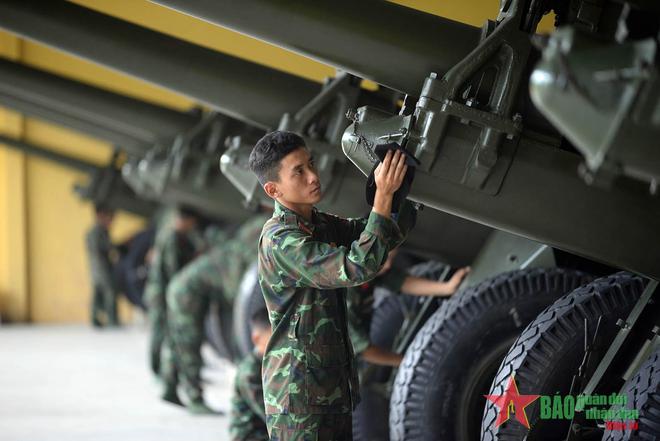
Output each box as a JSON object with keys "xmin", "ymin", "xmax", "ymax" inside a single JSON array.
[
  {"xmin": 0, "ymin": 59, "xmax": 199, "ymax": 156},
  {"xmin": 0, "ymin": 0, "xmax": 321, "ymax": 130},
  {"xmin": 0, "ymin": 135, "xmax": 158, "ymax": 217},
  {"xmin": 0, "ymin": 134, "xmax": 97, "ymax": 172},
  {"xmin": 150, "ymin": 0, "xmax": 481, "ymax": 95}
]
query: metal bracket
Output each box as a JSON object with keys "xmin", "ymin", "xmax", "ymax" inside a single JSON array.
[
  {"xmin": 341, "ymin": 0, "xmax": 535, "ymax": 195},
  {"xmin": 279, "ymin": 71, "xmax": 360, "ymax": 145},
  {"xmin": 439, "ymin": 100, "xmax": 522, "ymax": 139},
  {"xmin": 578, "ymin": 279, "xmax": 659, "ymax": 398}
]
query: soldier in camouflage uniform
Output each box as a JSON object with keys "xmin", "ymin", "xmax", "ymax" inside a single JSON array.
[
  {"xmin": 347, "ymin": 249, "xmax": 469, "ymax": 368},
  {"xmin": 165, "ymin": 213, "xmax": 269, "ymax": 414},
  {"xmin": 229, "ymin": 307, "xmax": 271, "ymax": 441},
  {"xmin": 143, "ymin": 207, "xmax": 202, "ymax": 380},
  {"xmin": 248, "ymin": 131, "xmax": 414, "ymax": 440},
  {"xmin": 85, "ymin": 204, "xmax": 119, "ymax": 327}
]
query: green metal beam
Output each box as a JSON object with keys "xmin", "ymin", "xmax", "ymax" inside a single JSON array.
[
  {"xmin": 0, "ymin": 58, "xmax": 199, "ymax": 156},
  {"xmin": 0, "ymin": 135, "xmax": 157, "ymax": 217},
  {"xmin": 343, "ymin": 125, "xmax": 660, "ymax": 279},
  {"xmin": 0, "ymin": 134, "xmax": 97, "ymax": 172},
  {"xmin": 0, "ymin": 0, "xmax": 321, "ymax": 130},
  {"xmin": 150, "ymin": 0, "xmax": 481, "ymax": 95}
]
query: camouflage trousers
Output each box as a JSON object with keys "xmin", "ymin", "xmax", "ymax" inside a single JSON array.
[
  {"xmin": 266, "ymin": 413, "xmax": 353, "ymax": 441},
  {"xmin": 145, "ymin": 287, "xmax": 166, "ymax": 376},
  {"xmin": 160, "ymin": 331, "xmax": 179, "ymax": 388},
  {"xmin": 91, "ymin": 284, "xmax": 118, "ymax": 327},
  {"xmin": 165, "ymin": 286, "xmax": 211, "ymax": 401}
]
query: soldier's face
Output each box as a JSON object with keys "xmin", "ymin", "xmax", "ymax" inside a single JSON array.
[
  {"xmin": 268, "ymin": 147, "xmax": 322, "ymax": 206},
  {"xmin": 98, "ymin": 212, "xmax": 114, "ymax": 228},
  {"xmin": 251, "ymin": 327, "xmax": 272, "ymax": 356}
]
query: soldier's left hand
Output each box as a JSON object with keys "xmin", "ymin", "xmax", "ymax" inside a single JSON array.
[{"xmin": 444, "ymin": 267, "xmax": 470, "ymax": 295}]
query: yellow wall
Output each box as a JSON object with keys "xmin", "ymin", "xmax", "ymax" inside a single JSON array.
[
  {"xmin": 0, "ymin": 35, "xmax": 146, "ymax": 323},
  {"xmin": 0, "ymin": 0, "xmax": 554, "ymax": 322}
]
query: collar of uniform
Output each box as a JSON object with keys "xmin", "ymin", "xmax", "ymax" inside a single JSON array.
[{"xmin": 274, "ymin": 201, "xmax": 318, "ymax": 232}]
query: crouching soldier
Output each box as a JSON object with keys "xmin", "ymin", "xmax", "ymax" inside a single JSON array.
[
  {"xmin": 144, "ymin": 206, "xmax": 203, "ymax": 377},
  {"xmin": 347, "ymin": 248, "xmax": 470, "ymax": 368},
  {"xmin": 229, "ymin": 308, "xmax": 271, "ymax": 441},
  {"xmin": 249, "ymin": 131, "xmax": 415, "ymax": 440},
  {"xmin": 163, "ymin": 213, "xmax": 268, "ymax": 414}
]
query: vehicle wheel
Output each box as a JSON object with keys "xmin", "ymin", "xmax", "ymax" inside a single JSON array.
[
  {"xmin": 232, "ymin": 262, "xmax": 266, "ymax": 359},
  {"xmin": 204, "ymin": 299, "xmax": 239, "ymax": 362},
  {"xmin": 602, "ymin": 342, "xmax": 660, "ymax": 440},
  {"xmin": 353, "ymin": 383, "xmax": 391, "ymax": 441},
  {"xmin": 480, "ymin": 272, "xmax": 645, "ymax": 441},
  {"xmin": 115, "ymin": 227, "xmax": 155, "ymax": 309},
  {"xmin": 390, "ymin": 268, "xmax": 593, "ymax": 441}
]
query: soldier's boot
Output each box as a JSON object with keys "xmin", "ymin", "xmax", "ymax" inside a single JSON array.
[
  {"xmin": 147, "ymin": 308, "xmax": 165, "ymax": 377},
  {"xmin": 106, "ymin": 290, "xmax": 120, "ymax": 326},
  {"xmin": 91, "ymin": 286, "xmax": 104, "ymax": 327},
  {"xmin": 161, "ymin": 383, "xmax": 183, "ymax": 406},
  {"xmin": 187, "ymin": 397, "xmax": 223, "ymax": 415}
]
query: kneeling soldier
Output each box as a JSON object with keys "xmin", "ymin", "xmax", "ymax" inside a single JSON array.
[
  {"xmin": 229, "ymin": 308, "xmax": 271, "ymax": 441},
  {"xmin": 164, "ymin": 213, "xmax": 267, "ymax": 413},
  {"xmin": 347, "ymin": 248, "xmax": 469, "ymax": 368}
]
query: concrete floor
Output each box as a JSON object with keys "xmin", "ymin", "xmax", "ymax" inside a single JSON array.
[{"xmin": 0, "ymin": 324, "xmax": 236, "ymax": 441}]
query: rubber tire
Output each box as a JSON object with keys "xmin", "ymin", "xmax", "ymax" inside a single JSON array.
[
  {"xmin": 232, "ymin": 262, "xmax": 266, "ymax": 359},
  {"xmin": 602, "ymin": 343, "xmax": 660, "ymax": 440},
  {"xmin": 204, "ymin": 299, "xmax": 240, "ymax": 362},
  {"xmin": 115, "ymin": 226, "xmax": 155, "ymax": 309},
  {"xmin": 480, "ymin": 272, "xmax": 645, "ymax": 441},
  {"xmin": 390, "ymin": 268, "xmax": 593, "ymax": 441},
  {"xmin": 353, "ymin": 383, "xmax": 392, "ymax": 441}
]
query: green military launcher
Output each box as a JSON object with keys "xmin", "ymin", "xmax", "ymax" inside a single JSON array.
[
  {"xmin": 2, "ymin": 1, "xmax": 658, "ymax": 439},
  {"xmin": 0, "ymin": 134, "xmax": 157, "ymax": 218},
  {"xmin": 148, "ymin": 1, "xmax": 660, "ymax": 440},
  {"xmin": 0, "ymin": 0, "xmax": 498, "ymax": 266},
  {"xmin": 155, "ymin": 0, "xmax": 660, "ymax": 279},
  {"xmin": 0, "ymin": 58, "xmax": 256, "ymax": 223}
]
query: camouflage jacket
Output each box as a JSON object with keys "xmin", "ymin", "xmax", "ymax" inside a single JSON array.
[
  {"xmin": 143, "ymin": 229, "xmax": 202, "ymax": 308},
  {"xmin": 85, "ymin": 224, "xmax": 117, "ymax": 292},
  {"xmin": 167, "ymin": 214, "xmax": 269, "ymax": 304},
  {"xmin": 346, "ymin": 267, "xmax": 407, "ymax": 355},
  {"xmin": 258, "ymin": 201, "xmax": 415, "ymax": 415},
  {"xmin": 229, "ymin": 353, "xmax": 268, "ymax": 441}
]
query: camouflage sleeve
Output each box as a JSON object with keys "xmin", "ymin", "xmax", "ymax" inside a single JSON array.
[
  {"xmin": 378, "ymin": 267, "xmax": 407, "ymax": 293},
  {"xmin": 271, "ymin": 211, "xmax": 402, "ymax": 289},
  {"xmin": 392, "ymin": 200, "xmax": 417, "ymax": 248},
  {"xmin": 346, "ymin": 287, "xmax": 371, "ymax": 355}
]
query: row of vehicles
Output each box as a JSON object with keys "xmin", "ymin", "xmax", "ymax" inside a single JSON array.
[{"xmin": 0, "ymin": 0, "xmax": 657, "ymax": 439}]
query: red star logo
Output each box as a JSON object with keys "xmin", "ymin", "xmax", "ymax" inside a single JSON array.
[{"xmin": 484, "ymin": 375, "xmax": 540, "ymax": 429}]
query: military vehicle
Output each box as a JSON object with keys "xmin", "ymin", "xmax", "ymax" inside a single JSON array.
[{"xmin": 0, "ymin": 0, "xmax": 658, "ymax": 440}]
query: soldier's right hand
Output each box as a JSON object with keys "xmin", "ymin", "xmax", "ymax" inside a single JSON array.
[{"xmin": 374, "ymin": 150, "xmax": 408, "ymax": 196}]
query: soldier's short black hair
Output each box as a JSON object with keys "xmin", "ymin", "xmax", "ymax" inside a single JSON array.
[
  {"xmin": 178, "ymin": 204, "xmax": 200, "ymax": 220},
  {"xmin": 249, "ymin": 131, "xmax": 306, "ymax": 185},
  {"xmin": 249, "ymin": 307, "xmax": 271, "ymax": 332},
  {"xmin": 94, "ymin": 203, "xmax": 114, "ymax": 216}
]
